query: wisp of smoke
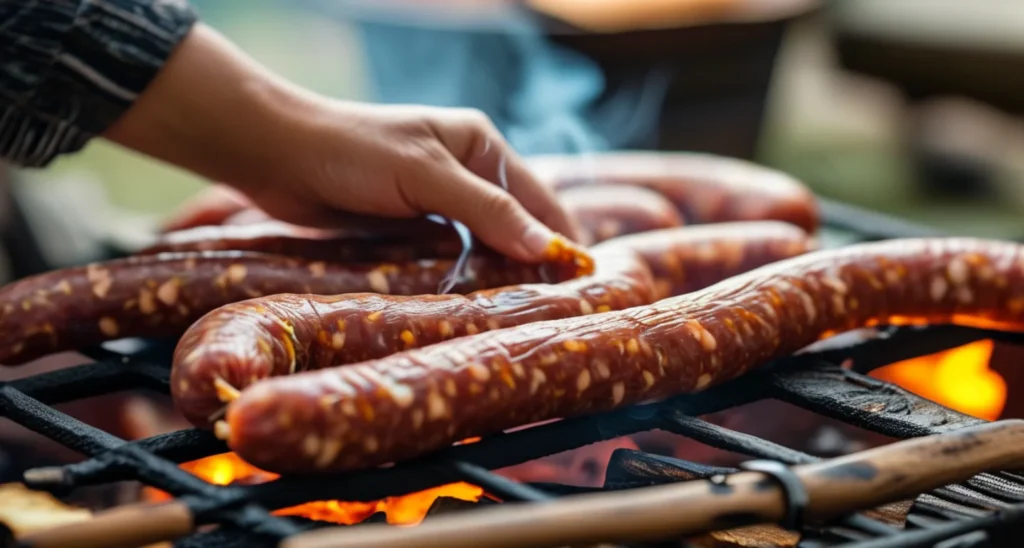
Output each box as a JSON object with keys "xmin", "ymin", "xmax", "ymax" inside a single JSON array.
[{"xmin": 291, "ymin": 0, "xmax": 675, "ymax": 291}]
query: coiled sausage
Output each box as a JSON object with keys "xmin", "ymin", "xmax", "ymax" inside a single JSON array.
[
  {"xmin": 0, "ymin": 234, "xmax": 592, "ymax": 366},
  {"xmin": 556, "ymin": 185, "xmax": 685, "ymax": 244},
  {"xmin": 172, "ymin": 223, "xmax": 813, "ymax": 429},
  {"xmin": 171, "ymin": 244, "xmax": 653, "ymax": 428},
  {"xmin": 531, "ymin": 151, "xmax": 819, "ymax": 233},
  {"xmin": 140, "ymin": 221, "xmax": 466, "ymax": 263},
  {"xmin": 225, "ymin": 237, "xmax": 1023, "ymax": 473}
]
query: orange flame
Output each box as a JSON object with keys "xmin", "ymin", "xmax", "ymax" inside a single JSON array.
[
  {"xmin": 871, "ymin": 339, "xmax": 1006, "ymax": 421},
  {"xmin": 145, "ymin": 452, "xmax": 482, "ymax": 525}
]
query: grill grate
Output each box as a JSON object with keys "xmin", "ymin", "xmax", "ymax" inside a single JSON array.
[{"xmin": 3, "ymin": 198, "xmax": 1024, "ymax": 548}]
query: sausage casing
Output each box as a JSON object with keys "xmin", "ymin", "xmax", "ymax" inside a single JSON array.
[
  {"xmin": 225, "ymin": 238, "xmax": 1024, "ymax": 473},
  {"xmin": 530, "ymin": 151, "xmax": 819, "ymax": 233},
  {"xmin": 141, "ymin": 221, "xmax": 466, "ymax": 264},
  {"xmin": 0, "ymin": 240, "xmax": 588, "ymax": 365},
  {"xmin": 613, "ymin": 222, "xmax": 816, "ymax": 300},
  {"xmin": 171, "ymin": 244, "xmax": 652, "ymax": 428},
  {"xmin": 557, "ymin": 185, "xmax": 684, "ymax": 244},
  {"xmin": 172, "ymin": 223, "xmax": 813, "ymax": 429}
]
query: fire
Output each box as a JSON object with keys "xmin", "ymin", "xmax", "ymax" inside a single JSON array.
[
  {"xmin": 871, "ymin": 339, "xmax": 1006, "ymax": 421},
  {"xmin": 145, "ymin": 452, "xmax": 482, "ymax": 525}
]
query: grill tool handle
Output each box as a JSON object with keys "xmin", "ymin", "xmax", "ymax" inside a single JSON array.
[
  {"xmin": 12, "ymin": 501, "xmax": 192, "ymax": 548},
  {"xmin": 282, "ymin": 420, "xmax": 1024, "ymax": 548}
]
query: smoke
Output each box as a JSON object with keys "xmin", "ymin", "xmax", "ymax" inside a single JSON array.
[{"xmin": 294, "ymin": 1, "xmax": 672, "ymax": 157}]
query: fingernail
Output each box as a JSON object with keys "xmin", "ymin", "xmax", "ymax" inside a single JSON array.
[{"xmin": 521, "ymin": 222, "xmax": 556, "ymax": 258}]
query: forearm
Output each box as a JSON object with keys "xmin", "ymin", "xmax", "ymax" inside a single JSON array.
[
  {"xmin": 101, "ymin": 23, "xmax": 323, "ymax": 194},
  {"xmin": 0, "ymin": 0, "xmax": 197, "ymax": 167}
]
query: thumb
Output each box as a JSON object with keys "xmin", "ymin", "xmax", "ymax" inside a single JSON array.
[{"xmin": 410, "ymin": 163, "xmax": 563, "ymax": 264}]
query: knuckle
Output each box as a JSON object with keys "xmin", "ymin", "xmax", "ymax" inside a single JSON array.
[
  {"xmin": 402, "ymin": 139, "xmax": 452, "ymax": 167},
  {"xmin": 480, "ymin": 188, "xmax": 518, "ymax": 214},
  {"xmin": 457, "ymin": 108, "xmax": 494, "ymax": 130}
]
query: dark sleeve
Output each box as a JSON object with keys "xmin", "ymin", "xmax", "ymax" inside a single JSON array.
[{"xmin": 0, "ymin": 0, "xmax": 198, "ymax": 168}]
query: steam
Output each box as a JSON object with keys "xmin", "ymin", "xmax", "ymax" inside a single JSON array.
[{"xmin": 291, "ymin": 1, "xmax": 674, "ymax": 290}]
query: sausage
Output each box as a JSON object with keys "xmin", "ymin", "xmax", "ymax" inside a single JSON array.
[
  {"xmin": 171, "ymin": 244, "xmax": 653, "ymax": 428},
  {"xmin": 612, "ymin": 222, "xmax": 816, "ymax": 300},
  {"xmin": 140, "ymin": 221, "xmax": 466, "ymax": 263},
  {"xmin": 0, "ymin": 236, "xmax": 592, "ymax": 366},
  {"xmin": 530, "ymin": 151, "xmax": 819, "ymax": 233},
  {"xmin": 146, "ymin": 187, "xmax": 684, "ymax": 260},
  {"xmin": 557, "ymin": 185, "xmax": 685, "ymax": 245},
  {"xmin": 161, "ymin": 185, "xmax": 252, "ymax": 232},
  {"xmin": 172, "ymin": 223, "xmax": 814, "ymax": 429},
  {"xmin": 149, "ymin": 189, "xmax": 686, "ymax": 262},
  {"xmin": 223, "ymin": 237, "xmax": 1024, "ymax": 474}
]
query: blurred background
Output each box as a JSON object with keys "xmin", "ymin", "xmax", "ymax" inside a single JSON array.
[
  {"xmin": 4, "ymin": 0, "xmax": 1024, "ymax": 500},
  {"xmin": 3, "ymin": 0, "xmax": 1024, "ymax": 271}
]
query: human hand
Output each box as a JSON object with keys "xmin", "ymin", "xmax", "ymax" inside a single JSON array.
[{"xmin": 104, "ymin": 24, "xmax": 581, "ymax": 263}]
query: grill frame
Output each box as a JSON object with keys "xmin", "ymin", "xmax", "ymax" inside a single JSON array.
[{"xmin": 3, "ymin": 196, "xmax": 1024, "ymax": 548}]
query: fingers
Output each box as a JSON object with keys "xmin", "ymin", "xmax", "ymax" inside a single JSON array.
[
  {"xmin": 429, "ymin": 108, "xmax": 585, "ymax": 244},
  {"xmin": 467, "ymin": 138, "xmax": 585, "ymax": 244},
  {"xmin": 162, "ymin": 184, "xmax": 253, "ymax": 232},
  {"xmin": 406, "ymin": 158, "xmax": 566, "ymax": 264}
]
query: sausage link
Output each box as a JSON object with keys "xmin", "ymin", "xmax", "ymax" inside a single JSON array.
[
  {"xmin": 530, "ymin": 151, "xmax": 819, "ymax": 233},
  {"xmin": 147, "ymin": 187, "xmax": 683, "ymax": 259},
  {"xmin": 175, "ymin": 224, "xmax": 813, "ymax": 429},
  {"xmin": 225, "ymin": 237, "xmax": 1024, "ymax": 473},
  {"xmin": 614, "ymin": 222, "xmax": 817, "ymax": 300},
  {"xmin": 141, "ymin": 221, "xmax": 466, "ymax": 263},
  {"xmin": 171, "ymin": 243, "xmax": 654, "ymax": 428},
  {"xmin": 556, "ymin": 185, "xmax": 684, "ymax": 244},
  {"xmin": 0, "ymin": 237, "xmax": 590, "ymax": 365}
]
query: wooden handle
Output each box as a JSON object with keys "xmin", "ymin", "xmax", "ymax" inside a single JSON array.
[
  {"xmin": 282, "ymin": 420, "xmax": 1024, "ymax": 548},
  {"xmin": 16, "ymin": 501, "xmax": 193, "ymax": 548}
]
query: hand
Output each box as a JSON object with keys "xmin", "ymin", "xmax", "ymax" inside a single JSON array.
[{"xmin": 104, "ymin": 24, "xmax": 581, "ymax": 263}]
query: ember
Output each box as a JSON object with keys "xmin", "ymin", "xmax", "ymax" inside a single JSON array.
[
  {"xmin": 145, "ymin": 453, "xmax": 483, "ymax": 525},
  {"xmin": 871, "ymin": 339, "xmax": 1006, "ymax": 420}
]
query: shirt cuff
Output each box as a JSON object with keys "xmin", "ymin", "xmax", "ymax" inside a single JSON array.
[{"xmin": 0, "ymin": 0, "xmax": 199, "ymax": 168}]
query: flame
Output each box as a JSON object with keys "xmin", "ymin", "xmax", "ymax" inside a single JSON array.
[
  {"xmin": 145, "ymin": 452, "xmax": 482, "ymax": 525},
  {"xmin": 871, "ymin": 339, "xmax": 1006, "ymax": 421}
]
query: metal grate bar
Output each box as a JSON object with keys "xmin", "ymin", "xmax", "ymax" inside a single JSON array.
[
  {"xmin": 4, "ymin": 321, "xmax": 1024, "ymax": 544},
  {"xmin": 658, "ymin": 411, "xmax": 820, "ymax": 465},
  {"xmin": 767, "ymin": 366, "xmax": 985, "ymax": 438},
  {"xmin": 0, "ymin": 385, "xmax": 126, "ymax": 456},
  {"xmin": 447, "ymin": 460, "xmax": 554, "ymax": 502},
  {"xmin": 8, "ymin": 358, "xmax": 168, "ymax": 404}
]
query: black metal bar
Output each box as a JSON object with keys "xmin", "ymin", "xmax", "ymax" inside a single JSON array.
[
  {"xmin": 0, "ymin": 386, "xmax": 126, "ymax": 456},
  {"xmin": 3, "ymin": 315, "xmax": 1024, "ymax": 546},
  {"xmin": 658, "ymin": 411, "xmax": 820, "ymax": 465},
  {"xmin": 834, "ymin": 504, "xmax": 1024, "ymax": 548},
  {"xmin": 767, "ymin": 365, "xmax": 986, "ymax": 438},
  {"xmin": 9, "ymin": 358, "xmax": 169, "ymax": 404},
  {"xmin": 836, "ymin": 514, "xmax": 902, "ymax": 538},
  {"xmin": 446, "ymin": 460, "xmax": 554, "ymax": 503}
]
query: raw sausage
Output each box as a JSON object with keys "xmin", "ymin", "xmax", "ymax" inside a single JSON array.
[
  {"xmin": 145, "ymin": 186, "xmax": 683, "ymax": 259},
  {"xmin": 224, "ymin": 237, "xmax": 1024, "ymax": 473},
  {"xmin": 173, "ymin": 223, "xmax": 814, "ymax": 429},
  {"xmin": 140, "ymin": 221, "xmax": 467, "ymax": 263},
  {"xmin": 613, "ymin": 222, "xmax": 816, "ymax": 300},
  {"xmin": 530, "ymin": 151, "xmax": 819, "ymax": 233},
  {"xmin": 171, "ymin": 244, "xmax": 653, "ymax": 428},
  {"xmin": 557, "ymin": 185, "xmax": 685, "ymax": 245},
  {"xmin": 0, "ymin": 235, "xmax": 592, "ymax": 366},
  {"xmin": 158, "ymin": 152, "xmax": 819, "ymax": 249}
]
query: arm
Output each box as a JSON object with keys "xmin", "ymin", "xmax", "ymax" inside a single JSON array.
[
  {"xmin": 0, "ymin": 0, "xmax": 197, "ymax": 167},
  {"xmin": 0, "ymin": 1, "xmax": 580, "ymax": 263}
]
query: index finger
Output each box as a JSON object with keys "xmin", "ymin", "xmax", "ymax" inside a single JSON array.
[{"xmin": 463, "ymin": 135, "xmax": 585, "ymax": 244}]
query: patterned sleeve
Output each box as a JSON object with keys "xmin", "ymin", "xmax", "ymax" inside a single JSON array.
[{"xmin": 0, "ymin": 0, "xmax": 198, "ymax": 168}]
